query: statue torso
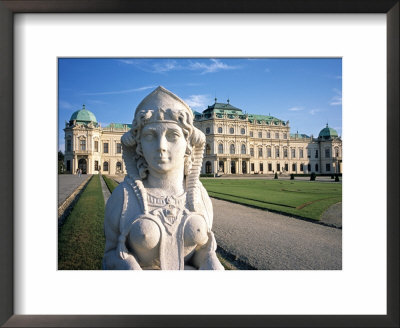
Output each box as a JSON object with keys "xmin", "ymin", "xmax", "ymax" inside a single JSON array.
[{"xmin": 121, "ymin": 179, "xmax": 209, "ymax": 270}]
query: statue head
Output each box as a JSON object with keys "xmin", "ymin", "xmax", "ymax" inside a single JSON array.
[{"xmin": 122, "ymin": 86, "xmax": 205, "ymax": 180}]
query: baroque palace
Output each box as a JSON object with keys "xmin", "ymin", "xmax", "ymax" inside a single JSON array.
[{"xmin": 63, "ymin": 102, "xmax": 342, "ymax": 176}]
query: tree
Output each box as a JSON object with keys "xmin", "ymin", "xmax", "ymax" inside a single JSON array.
[{"xmin": 58, "ymin": 150, "xmax": 65, "ymax": 174}]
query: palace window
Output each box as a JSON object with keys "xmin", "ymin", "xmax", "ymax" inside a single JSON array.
[
  {"xmin": 229, "ymin": 127, "xmax": 234, "ymax": 134},
  {"xmin": 308, "ymin": 150, "xmax": 311, "ymax": 158},
  {"xmin": 116, "ymin": 161, "xmax": 122, "ymax": 171},
  {"xmin": 230, "ymin": 144, "xmax": 235, "ymax": 154},
  {"xmin": 250, "ymin": 131, "xmax": 254, "ymax": 137},
  {"xmin": 326, "ymin": 163, "xmax": 331, "ymax": 171},
  {"xmin": 275, "ymin": 132, "xmax": 279, "ymax": 139},
  {"xmin": 258, "ymin": 131, "xmax": 262, "ymax": 138},
  {"xmin": 66, "ymin": 139, "xmax": 71, "ymax": 152},
  {"xmin": 277, "ymin": 163, "xmax": 281, "ymax": 171},
  {"xmin": 291, "ymin": 148, "xmax": 296, "ymax": 158},
  {"xmin": 315, "ymin": 150, "xmax": 318, "ymax": 158},
  {"xmin": 206, "ymin": 127, "xmax": 210, "ymax": 134},
  {"xmin": 283, "ymin": 148, "xmax": 288, "ymax": 158},
  {"xmin": 267, "ymin": 131, "xmax": 271, "ymax": 138},
  {"xmin": 260, "ymin": 163, "xmax": 264, "ymax": 172},
  {"xmin": 218, "ymin": 144, "xmax": 223, "ymax": 154},
  {"xmin": 241, "ymin": 128, "xmax": 245, "ymax": 135},
  {"xmin": 103, "ymin": 161, "xmax": 109, "ymax": 171},
  {"xmin": 300, "ymin": 163, "xmax": 304, "ymax": 171},
  {"xmin": 116, "ymin": 143, "xmax": 122, "ymax": 154},
  {"xmin": 205, "ymin": 161, "xmax": 212, "ymax": 174},
  {"xmin": 308, "ymin": 164, "xmax": 311, "ymax": 172},
  {"xmin": 80, "ymin": 139, "xmax": 86, "ymax": 151},
  {"xmin": 315, "ymin": 164, "xmax": 319, "ymax": 172},
  {"xmin": 94, "ymin": 160, "xmax": 99, "ymax": 171},
  {"xmin": 292, "ymin": 163, "xmax": 296, "ymax": 171},
  {"xmin": 325, "ymin": 148, "xmax": 331, "ymax": 158},
  {"xmin": 241, "ymin": 144, "xmax": 246, "ymax": 154},
  {"xmin": 283, "ymin": 133, "xmax": 287, "ymax": 139},
  {"xmin": 275, "ymin": 147, "xmax": 280, "ymax": 158},
  {"xmin": 206, "ymin": 144, "xmax": 211, "ymax": 155},
  {"xmin": 299, "ymin": 148, "xmax": 304, "ymax": 158},
  {"xmin": 267, "ymin": 147, "xmax": 271, "ymax": 158},
  {"xmin": 268, "ymin": 163, "xmax": 272, "ymax": 171},
  {"xmin": 218, "ymin": 127, "xmax": 223, "ymax": 133},
  {"xmin": 285, "ymin": 163, "xmax": 289, "ymax": 171},
  {"xmin": 251, "ymin": 163, "xmax": 255, "ymax": 171},
  {"xmin": 335, "ymin": 147, "xmax": 339, "ymax": 157},
  {"xmin": 258, "ymin": 147, "xmax": 263, "ymax": 158},
  {"xmin": 103, "ymin": 142, "xmax": 109, "ymax": 153},
  {"xmin": 250, "ymin": 148, "xmax": 254, "ymax": 156},
  {"xmin": 94, "ymin": 140, "xmax": 99, "ymax": 152}
]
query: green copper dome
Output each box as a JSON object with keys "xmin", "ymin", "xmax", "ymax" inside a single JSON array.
[
  {"xmin": 318, "ymin": 124, "xmax": 338, "ymax": 139},
  {"xmin": 70, "ymin": 105, "xmax": 97, "ymax": 124}
]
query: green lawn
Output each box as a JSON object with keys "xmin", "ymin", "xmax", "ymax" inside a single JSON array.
[
  {"xmin": 200, "ymin": 179, "xmax": 341, "ymax": 221},
  {"xmin": 102, "ymin": 175, "xmax": 119, "ymax": 193},
  {"xmin": 58, "ymin": 175, "xmax": 106, "ymax": 270}
]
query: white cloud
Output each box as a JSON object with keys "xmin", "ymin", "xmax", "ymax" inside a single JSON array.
[
  {"xmin": 151, "ymin": 60, "xmax": 179, "ymax": 73},
  {"xmin": 188, "ymin": 59, "xmax": 239, "ymax": 74},
  {"xmin": 183, "ymin": 94, "xmax": 210, "ymax": 111},
  {"xmin": 330, "ymin": 88, "xmax": 342, "ymax": 106},
  {"xmin": 117, "ymin": 59, "xmax": 135, "ymax": 65},
  {"xmin": 81, "ymin": 85, "xmax": 157, "ymax": 96},
  {"xmin": 59, "ymin": 100, "xmax": 75, "ymax": 110},
  {"xmin": 309, "ymin": 109, "xmax": 321, "ymax": 115},
  {"xmin": 288, "ymin": 106, "xmax": 304, "ymax": 111}
]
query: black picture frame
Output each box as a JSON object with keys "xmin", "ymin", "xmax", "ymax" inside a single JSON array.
[{"xmin": 0, "ymin": 1, "xmax": 398, "ymax": 327}]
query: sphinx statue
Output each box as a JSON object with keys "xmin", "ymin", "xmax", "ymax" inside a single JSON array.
[{"xmin": 102, "ymin": 86, "xmax": 224, "ymax": 270}]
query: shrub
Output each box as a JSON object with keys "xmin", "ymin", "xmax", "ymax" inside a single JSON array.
[
  {"xmin": 310, "ymin": 172, "xmax": 316, "ymax": 181},
  {"xmin": 274, "ymin": 172, "xmax": 278, "ymax": 179},
  {"xmin": 200, "ymin": 173, "xmax": 214, "ymax": 177},
  {"xmin": 335, "ymin": 174, "xmax": 340, "ymax": 182},
  {"xmin": 290, "ymin": 174, "xmax": 294, "ymax": 180},
  {"xmin": 330, "ymin": 175, "xmax": 334, "ymax": 179}
]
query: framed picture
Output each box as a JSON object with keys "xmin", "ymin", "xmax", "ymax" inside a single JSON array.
[{"xmin": 1, "ymin": 0, "xmax": 398, "ymax": 327}]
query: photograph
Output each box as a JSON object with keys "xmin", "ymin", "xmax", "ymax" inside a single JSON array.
[{"xmin": 58, "ymin": 58, "xmax": 342, "ymax": 271}]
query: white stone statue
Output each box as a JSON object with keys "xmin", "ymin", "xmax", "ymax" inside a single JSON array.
[{"xmin": 103, "ymin": 86, "xmax": 224, "ymax": 270}]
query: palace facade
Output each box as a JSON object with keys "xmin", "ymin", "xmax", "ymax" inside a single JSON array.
[{"xmin": 63, "ymin": 102, "xmax": 342, "ymax": 176}]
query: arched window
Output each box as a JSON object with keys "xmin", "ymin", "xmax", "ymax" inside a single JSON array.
[
  {"xmin": 218, "ymin": 161, "xmax": 224, "ymax": 172},
  {"xmin": 103, "ymin": 161, "xmax": 109, "ymax": 171},
  {"xmin": 205, "ymin": 161, "xmax": 212, "ymax": 174},
  {"xmin": 335, "ymin": 147, "xmax": 339, "ymax": 157},
  {"xmin": 229, "ymin": 127, "xmax": 234, "ymax": 134},
  {"xmin": 315, "ymin": 164, "xmax": 319, "ymax": 172},
  {"xmin": 116, "ymin": 161, "xmax": 122, "ymax": 172},
  {"xmin": 241, "ymin": 144, "xmax": 246, "ymax": 154},
  {"xmin": 218, "ymin": 127, "xmax": 223, "ymax": 133},
  {"xmin": 275, "ymin": 147, "xmax": 280, "ymax": 158},
  {"xmin": 266, "ymin": 147, "xmax": 271, "ymax": 158},
  {"xmin": 283, "ymin": 148, "xmax": 288, "ymax": 158},
  {"xmin": 230, "ymin": 144, "xmax": 235, "ymax": 154},
  {"xmin": 218, "ymin": 143, "xmax": 223, "ymax": 154},
  {"xmin": 241, "ymin": 128, "xmax": 245, "ymax": 135},
  {"xmin": 205, "ymin": 127, "xmax": 210, "ymax": 134},
  {"xmin": 300, "ymin": 163, "xmax": 304, "ymax": 171},
  {"xmin": 206, "ymin": 144, "xmax": 211, "ymax": 155}
]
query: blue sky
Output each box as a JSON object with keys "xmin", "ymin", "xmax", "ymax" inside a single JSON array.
[{"xmin": 58, "ymin": 58, "xmax": 341, "ymax": 152}]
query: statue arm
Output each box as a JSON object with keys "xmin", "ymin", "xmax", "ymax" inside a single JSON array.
[{"xmin": 103, "ymin": 183, "xmax": 142, "ymax": 270}]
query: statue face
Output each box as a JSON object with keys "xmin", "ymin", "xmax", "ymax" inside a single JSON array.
[{"xmin": 140, "ymin": 122, "xmax": 187, "ymax": 174}]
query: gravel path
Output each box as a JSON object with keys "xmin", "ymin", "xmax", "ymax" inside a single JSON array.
[
  {"xmin": 211, "ymin": 198, "xmax": 342, "ymax": 270},
  {"xmin": 58, "ymin": 174, "xmax": 92, "ymax": 207},
  {"xmin": 320, "ymin": 202, "xmax": 342, "ymax": 228}
]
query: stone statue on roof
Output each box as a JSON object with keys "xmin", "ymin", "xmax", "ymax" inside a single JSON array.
[{"xmin": 102, "ymin": 86, "xmax": 224, "ymax": 270}]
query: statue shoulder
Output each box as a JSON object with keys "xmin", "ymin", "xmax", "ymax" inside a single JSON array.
[{"xmin": 104, "ymin": 181, "xmax": 142, "ymax": 231}]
